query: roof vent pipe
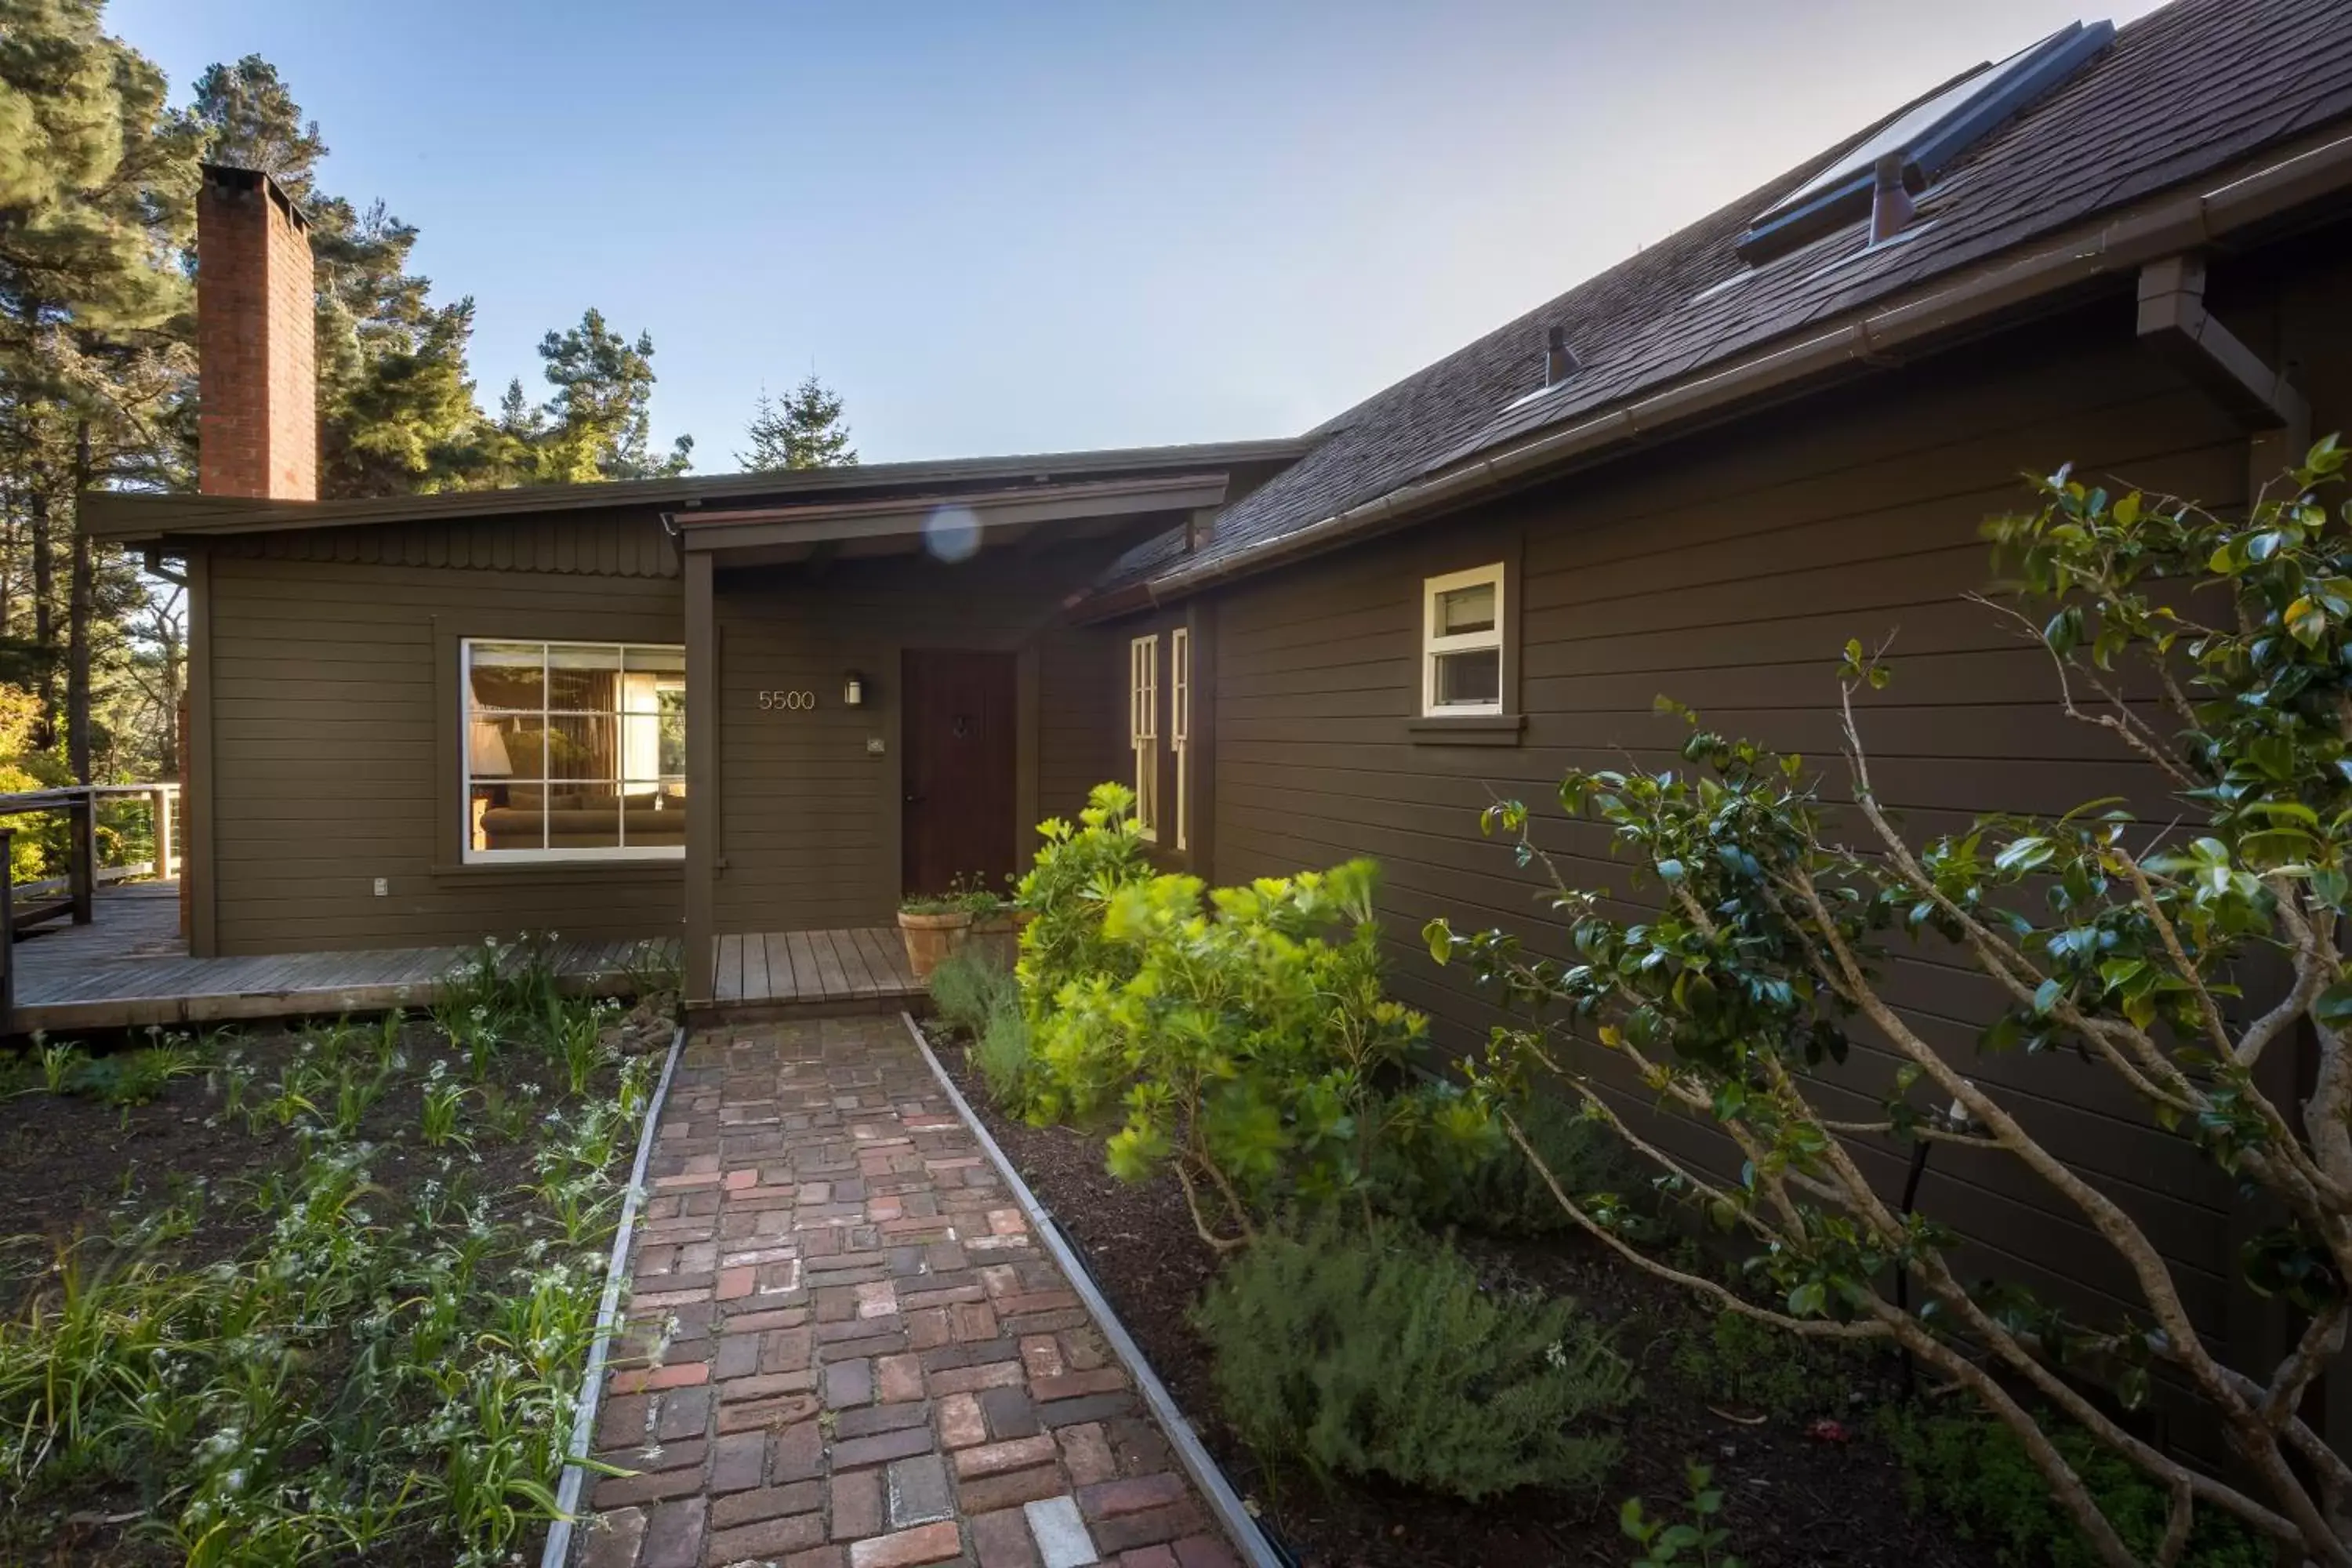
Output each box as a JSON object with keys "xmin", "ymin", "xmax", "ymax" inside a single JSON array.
[
  {"xmin": 1544, "ymin": 325, "xmax": 1581, "ymax": 387},
  {"xmin": 1869, "ymin": 152, "xmax": 1917, "ymax": 245}
]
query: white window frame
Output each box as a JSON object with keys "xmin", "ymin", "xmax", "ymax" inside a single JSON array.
[
  {"xmin": 1169, "ymin": 626, "xmax": 1191, "ymax": 853},
  {"xmin": 1129, "ymin": 633, "xmax": 1160, "ymax": 842},
  {"xmin": 1422, "ymin": 563, "xmax": 1507, "ymax": 717},
  {"xmin": 461, "ymin": 636, "xmax": 687, "ymax": 864}
]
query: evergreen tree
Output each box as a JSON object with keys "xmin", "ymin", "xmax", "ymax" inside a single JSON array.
[
  {"xmin": 528, "ymin": 308, "xmax": 691, "ymax": 482},
  {"xmin": 738, "ymin": 373, "xmax": 857, "ymax": 470},
  {"xmin": 0, "ymin": 0, "xmax": 198, "ymax": 774}
]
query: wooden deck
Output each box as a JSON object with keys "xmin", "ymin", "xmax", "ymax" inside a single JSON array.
[
  {"xmin": 11, "ymin": 881, "xmax": 677, "ymax": 1036},
  {"xmin": 705, "ymin": 927, "xmax": 923, "ymax": 1016}
]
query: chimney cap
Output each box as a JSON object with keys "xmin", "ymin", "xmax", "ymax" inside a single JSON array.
[{"xmin": 198, "ymin": 162, "xmax": 310, "ymax": 230}]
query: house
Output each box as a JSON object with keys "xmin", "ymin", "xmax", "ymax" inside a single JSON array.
[{"xmin": 88, "ymin": 0, "xmax": 2352, "ymax": 1441}]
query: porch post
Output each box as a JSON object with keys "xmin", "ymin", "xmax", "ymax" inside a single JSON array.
[{"xmin": 684, "ymin": 550, "xmax": 717, "ymax": 1004}]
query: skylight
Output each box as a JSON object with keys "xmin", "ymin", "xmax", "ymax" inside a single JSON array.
[{"xmin": 1735, "ymin": 20, "xmax": 2113, "ymax": 265}]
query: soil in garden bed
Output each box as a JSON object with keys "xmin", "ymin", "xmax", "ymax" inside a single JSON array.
[
  {"xmin": 0, "ymin": 1019, "xmax": 621, "ymax": 1566},
  {"xmin": 931, "ymin": 1029, "xmax": 1990, "ymax": 1568}
]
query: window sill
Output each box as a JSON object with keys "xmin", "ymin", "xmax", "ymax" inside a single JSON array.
[
  {"xmin": 430, "ymin": 858, "xmax": 686, "ymax": 884},
  {"xmin": 1407, "ymin": 713, "xmax": 1525, "ymax": 746}
]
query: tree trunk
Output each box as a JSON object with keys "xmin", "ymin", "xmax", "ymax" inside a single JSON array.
[
  {"xmin": 67, "ymin": 419, "xmax": 91, "ymax": 783},
  {"xmin": 29, "ymin": 473, "xmax": 53, "ymax": 750}
]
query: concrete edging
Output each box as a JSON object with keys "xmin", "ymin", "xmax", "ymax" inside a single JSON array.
[
  {"xmin": 899, "ymin": 1011, "xmax": 1283, "ymax": 1568},
  {"xmin": 540, "ymin": 1020, "xmax": 689, "ymax": 1568}
]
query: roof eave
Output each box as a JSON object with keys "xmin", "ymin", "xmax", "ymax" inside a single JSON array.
[
  {"xmin": 86, "ymin": 437, "xmax": 1316, "ymax": 548},
  {"xmin": 1070, "ymin": 120, "xmax": 2352, "ymax": 625}
]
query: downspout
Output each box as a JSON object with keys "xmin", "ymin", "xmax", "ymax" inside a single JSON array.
[{"xmin": 1070, "ymin": 124, "xmax": 2352, "ymax": 624}]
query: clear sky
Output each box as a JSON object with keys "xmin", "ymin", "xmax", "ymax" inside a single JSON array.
[{"xmin": 113, "ymin": 0, "xmax": 2166, "ymax": 470}]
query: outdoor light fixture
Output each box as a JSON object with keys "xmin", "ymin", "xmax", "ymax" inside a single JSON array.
[{"xmin": 843, "ymin": 671, "xmax": 866, "ymax": 708}]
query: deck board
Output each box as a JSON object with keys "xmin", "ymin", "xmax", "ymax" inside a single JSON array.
[
  {"xmin": 693, "ymin": 926, "xmax": 921, "ymax": 1017},
  {"xmin": 829, "ymin": 928, "xmax": 877, "ymax": 996},
  {"xmin": 742, "ymin": 929, "xmax": 771, "ymax": 1001},
  {"xmin": 9, "ymin": 881, "xmax": 667, "ymax": 1035}
]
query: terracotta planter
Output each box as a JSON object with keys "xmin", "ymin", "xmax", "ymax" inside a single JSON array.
[
  {"xmin": 898, "ymin": 909, "xmax": 971, "ymax": 982},
  {"xmin": 965, "ymin": 909, "xmax": 1027, "ymax": 973}
]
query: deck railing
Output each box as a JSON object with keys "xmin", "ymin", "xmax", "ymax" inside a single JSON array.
[{"xmin": 0, "ymin": 782, "xmax": 182, "ymax": 1024}]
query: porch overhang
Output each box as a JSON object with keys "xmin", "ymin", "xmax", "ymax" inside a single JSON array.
[{"xmin": 668, "ymin": 471, "xmax": 1230, "ymax": 568}]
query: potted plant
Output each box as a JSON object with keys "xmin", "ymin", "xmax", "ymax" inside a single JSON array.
[{"xmin": 897, "ymin": 893, "xmax": 971, "ymax": 981}]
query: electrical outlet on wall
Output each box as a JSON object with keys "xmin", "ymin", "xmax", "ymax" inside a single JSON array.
[
  {"xmin": 866, "ymin": 737, "xmax": 885, "ymax": 755},
  {"xmin": 372, "ymin": 877, "xmax": 389, "ymax": 897}
]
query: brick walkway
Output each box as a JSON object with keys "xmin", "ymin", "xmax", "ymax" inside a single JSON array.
[{"xmin": 579, "ymin": 1015, "xmax": 1243, "ymax": 1568}]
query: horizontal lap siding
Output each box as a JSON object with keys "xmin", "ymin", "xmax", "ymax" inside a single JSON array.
[
  {"xmin": 713, "ymin": 546, "xmax": 1130, "ymax": 934},
  {"xmin": 205, "ymin": 531, "xmax": 687, "ymax": 954},
  {"xmin": 1200, "ymin": 299, "xmax": 2342, "ymax": 1341}
]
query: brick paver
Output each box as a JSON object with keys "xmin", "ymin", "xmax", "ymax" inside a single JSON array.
[{"xmin": 579, "ymin": 1016, "xmax": 1243, "ymax": 1568}]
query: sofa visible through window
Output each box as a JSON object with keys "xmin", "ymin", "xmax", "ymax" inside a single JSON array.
[{"xmin": 463, "ymin": 638, "xmax": 686, "ymax": 861}]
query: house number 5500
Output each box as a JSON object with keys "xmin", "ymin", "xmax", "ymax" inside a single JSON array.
[{"xmin": 758, "ymin": 690, "xmax": 818, "ymax": 711}]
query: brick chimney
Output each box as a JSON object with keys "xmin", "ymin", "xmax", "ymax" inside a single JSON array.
[{"xmin": 197, "ymin": 165, "xmax": 316, "ymax": 500}]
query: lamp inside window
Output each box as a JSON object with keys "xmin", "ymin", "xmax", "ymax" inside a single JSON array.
[{"xmin": 1423, "ymin": 564, "xmax": 1505, "ymax": 717}]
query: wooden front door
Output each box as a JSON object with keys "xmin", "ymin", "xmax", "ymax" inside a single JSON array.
[{"xmin": 901, "ymin": 649, "xmax": 1017, "ymax": 898}]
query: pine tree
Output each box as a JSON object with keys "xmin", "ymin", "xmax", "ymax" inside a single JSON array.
[
  {"xmin": 738, "ymin": 374, "xmax": 857, "ymax": 470},
  {"xmin": 0, "ymin": 0, "xmax": 199, "ymax": 776},
  {"xmin": 529, "ymin": 308, "xmax": 692, "ymax": 482}
]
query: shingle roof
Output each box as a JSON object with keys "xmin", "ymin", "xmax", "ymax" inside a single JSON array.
[{"xmin": 1107, "ymin": 0, "xmax": 2352, "ymax": 597}]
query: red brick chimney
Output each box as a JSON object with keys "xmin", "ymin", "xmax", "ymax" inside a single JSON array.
[{"xmin": 197, "ymin": 165, "xmax": 317, "ymax": 500}]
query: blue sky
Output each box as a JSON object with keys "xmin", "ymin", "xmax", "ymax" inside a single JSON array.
[{"xmin": 114, "ymin": 1, "xmax": 2164, "ymax": 470}]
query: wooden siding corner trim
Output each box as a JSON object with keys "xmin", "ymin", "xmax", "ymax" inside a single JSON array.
[
  {"xmin": 186, "ymin": 550, "xmax": 219, "ymax": 956},
  {"xmin": 684, "ymin": 554, "xmax": 717, "ymax": 1003}
]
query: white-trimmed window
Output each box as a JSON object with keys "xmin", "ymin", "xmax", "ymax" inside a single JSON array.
[
  {"xmin": 1422, "ymin": 564, "xmax": 1505, "ymax": 716},
  {"xmin": 1129, "ymin": 633, "xmax": 1160, "ymax": 840},
  {"xmin": 1169, "ymin": 626, "xmax": 1191, "ymax": 852},
  {"xmin": 463, "ymin": 638, "xmax": 685, "ymax": 862}
]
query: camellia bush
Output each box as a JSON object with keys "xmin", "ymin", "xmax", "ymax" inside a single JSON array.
[{"xmin": 1427, "ymin": 443, "xmax": 2352, "ymax": 1566}]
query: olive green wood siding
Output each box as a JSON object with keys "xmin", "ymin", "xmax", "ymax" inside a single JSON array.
[
  {"xmin": 204, "ymin": 526, "xmax": 686, "ymax": 954},
  {"xmin": 1198, "ymin": 292, "xmax": 2350, "ymax": 1348},
  {"xmin": 710, "ymin": 544, "xmax": 1131, "ymax": 934}
]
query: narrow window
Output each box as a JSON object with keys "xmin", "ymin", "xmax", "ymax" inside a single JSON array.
[
  {"xmin": 1422, "ymin": 564, "xmax": 1505, "ymax": 717},
  {"xmin": 1169, "ymin": 626, "xmax": 1191, "ymax": 852},
  {"xmin": 463, "ymin": 638, "xmax": 686, "ymax": 862},
  {"xmin": 1129, "ymin": 633, "xmax": 1160, "ymax": 840}
]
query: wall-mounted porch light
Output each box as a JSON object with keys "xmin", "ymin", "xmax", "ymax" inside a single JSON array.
[{"xmin": 843, "ymin": 670, "xmax": 867, "ymax": 708}]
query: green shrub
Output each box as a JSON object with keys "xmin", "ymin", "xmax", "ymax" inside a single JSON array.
[
  {"xmin": 1370, "ymin": 1083, "xmax": 1623, "ymax": 1236},
  {"xmin": 1026, "ymin": 857, "xmax": 1450, "ymax": 1242},
  {"xmin": 973, "ymin": 1002, "xmax": 1034, "ymax": 1111},
  {"xmin": 1192, "ymin": 1215, "xmax": 1630, "ymax": 1500},
  {"xmin": 930, "ymin": 947, "xmax": 1017, "ymax": 1036},
  {"xmin": 929, "ymin": 947, "xmax": 1034, "ymax": 1110},
  {"xmin": 1878, "ymin": 1404, "xmax": 2269, "ymax": 1568},
  {"xmin": 1665, "ymin": 1308, "xmax": 1857, "ymax": 1418},
  {"xmin": 1014, "ymin": 782, "xmax": 1155, "ymax": 1014}
]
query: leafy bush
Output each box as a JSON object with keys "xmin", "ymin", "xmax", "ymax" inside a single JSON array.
[
  {"xmin": 1428, "ymin": 444, "xmax": 2352, "ymax": 1563},
  {"xmin": 1879, "ymin": 1405, "xmax": 2268, "ymax": 1568},
  {"xmin": 1014, "ymin": 782, "xmax": 1155, "ymax": 1013},
  {"xmin": 1192, "ymin": 1215, "xmax": 1629, "ymax": 1500},
  {"xmin": 1025, "ymin": 856, "xmax": 1444, "ymax": 1244},
  {"xmin": 1370, "ymin": 1083, "xmax": 1624, "ymax": 1236}
]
